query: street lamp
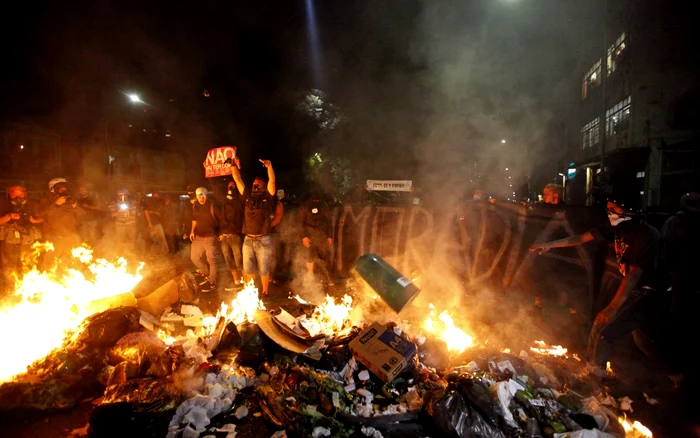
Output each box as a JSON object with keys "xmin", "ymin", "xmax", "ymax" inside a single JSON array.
[
  {"xmin": 501, "ymin": 139, "xmax": 506, "ymax": 144},
  {"xmin": 106, "ymin": 93, "xmax": 144, "ymax": 192}
]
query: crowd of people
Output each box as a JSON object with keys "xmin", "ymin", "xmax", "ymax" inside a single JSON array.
[{"xmin": 0, "ymin": 158, "xmax": 336, "ymax": 298}]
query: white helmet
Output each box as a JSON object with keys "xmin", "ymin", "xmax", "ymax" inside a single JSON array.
[{"xmin": 48, "ymin": 177, "xmax": 67, "ymax": 194}]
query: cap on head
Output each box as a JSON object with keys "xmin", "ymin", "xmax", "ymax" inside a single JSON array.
[{"xmin": 195, "ymin": 187, "xmax": 208, "ymax": 196}]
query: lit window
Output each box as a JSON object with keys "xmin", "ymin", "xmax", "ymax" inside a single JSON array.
[
  {"xmin": 581, "ymin": 117, "xmax": 601, "ymax": 150},
  {"xmin": 606, "ymin": 96, "xmax": 631, "ymax": 138},
  {"xmin": 636, "ymin": 171, "xmax": 645, "ymax": 178},
  {"xmin": 607, "ymin": 33, "xmax": 626, "ymax": 76},
  {"xmin": 582, "ymin": 60, "xmax": 602, "ymax": 99}
]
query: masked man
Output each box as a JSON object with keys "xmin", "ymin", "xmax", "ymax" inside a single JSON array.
[
  {"xmin": 216, "ymin": 181, "xmax": 245, "ymax": 291},
  {"xmin": 530, "ymin": 192, "xmax": 662, "ymax": 377},
  {"xmin": 0, "ymin": 184, "xmax": 43, "ymax": 293},
  {"xmin": 227, "ymin": 157, "xmax": 276, "ymax": 295},
  {"xmin": 42, "ymin": 178, "xmax": 85, "ymax": 270},
  {"xmin": 299, "ymin": 191, "xmax": 333, "ymax": 286}
]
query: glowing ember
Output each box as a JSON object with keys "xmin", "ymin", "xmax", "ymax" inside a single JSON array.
[
  {"xmin": 0, "ymin": 244, "xmax": 143, "ymax": 383},
  {"xmin": 607, "ymin": 361, "xmax": 614, "ymax": 374},
  {"xmin": 423, "ymin": 304, "xmax": 473, "ymax": 354},
  {"xmin": 619, "ymin": 416, "xmax": 653, "ymax": 437},
  {"xmin": 301, "ymin": 294, "xmax": 353, "ymax": 337},
  {"xmin": 530, "ymin": 340, "xmax": 568, "ymax": 357}
]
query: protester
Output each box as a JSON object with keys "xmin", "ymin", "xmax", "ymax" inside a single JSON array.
[
  {"xmin": 76, "ymin": 183, "xmax": 103, "ymax": 248},
  {"xmin": 42, "ymin": 178, "xmax": 85, "ymax": 270},
  {"xmin": 299, "ymin": 190, "xmax": 334, "ymax": 286},
  {"xmin": 216, "ymin": 181, "xmax": 244, "ymax": 291},
  {"xmin": 134, "ymin": 192, "xmax": 152, "ymax": 255},
  {"xmin": 162, "ymin": 194, "xmax": 180, "ymax": 255},
  {"xmin": 190, "ymin": 187, "xmax": 218, "ymax": 292},
  {"xmin": 227, "ymin": 157, "xmax": 276, "ymax": 295},
  {"xmin": 268, "ymin": 191, "xmax": 284, "ymax": 283},
  {"xmin": 662, "ymin": 192, "xmax": 700, "ymax": 388},
  {"xmin": 530, "ymin": 191, "xmax": 664, "ymax": 377},
  {"xmin": 110, "ymin": 188, "xmax": 137, "ymax": 255},
  {"xmin": 0, "ymin": 184, "xmax": 43, "ymax": 295},
  {"xmin": 144, "ymin": 191, "xmax": 169, "ymax": 255}
]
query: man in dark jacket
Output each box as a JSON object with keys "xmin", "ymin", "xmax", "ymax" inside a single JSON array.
[
  {"xmin": 217, "ymin": 181, "xmax": 245, "ymax": 291},
  {"xmin": 228, "ymin": 157, "xmax": 276, "ymax": 295},
  {"xmin": 299, "ymin": 191, "xmax": 334, "ymax": 285},
  {"xmin": 42, "ymin": 178, "xmax": 85, "ymax": 271},
  {"xmin": 189, "ymin": 187, "xmax": 218, "ymax": 292}
]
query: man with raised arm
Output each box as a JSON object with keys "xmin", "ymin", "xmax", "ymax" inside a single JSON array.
[{"xmin": 227, "ymin": 157, "xmax": 276, "ymax": 295}]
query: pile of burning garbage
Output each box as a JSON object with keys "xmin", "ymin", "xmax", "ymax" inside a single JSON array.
[{"xmin": 0, "ymin": 250, "xmax": 655, "ymax": 438}]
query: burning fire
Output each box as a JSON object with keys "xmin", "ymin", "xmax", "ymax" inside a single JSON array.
[
  {"xmin": 619, "ymin": 416, "xmax": 653, "ymax": 437},
  {"xmin": 223, "ymin": 280, "xmax": 266, "ymax": 325},
  {"xmin": 530, "ymin": 340, "xmax": 568, "ymax": 357},
  {"xmin": 0, "ymin": 245, "xmax": 144, "ymax": 383},
  {"xmin": 423, "ymin": 304, "xmax": 473, "ymax": 354},
  {"xmin": 292, "ymin": 294, "xmax": 354, "ymax": 337}
]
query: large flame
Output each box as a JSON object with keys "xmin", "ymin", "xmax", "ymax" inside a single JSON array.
[
  {"xmin": 0, "ymin": 245, "xmax": 143, "ymax": 383},
  {"xmin": 302, "ymin": 294, "xmax": 353, "ymax": 337},
  {"xmin": 619, "ymin": 416, "xmax": 653, "ymax": 437},
  {"xmin": 423, "ymin": 304, "xmax": 473, "ymax": 354},
  {"xmin": 224, "ymin": 280, "xmax": 266, "ymax": 324}
]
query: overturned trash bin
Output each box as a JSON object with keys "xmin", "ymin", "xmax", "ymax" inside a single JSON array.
[{"xmin": 352, "ymin": 253, "xmax": 421, "ymax": 313}]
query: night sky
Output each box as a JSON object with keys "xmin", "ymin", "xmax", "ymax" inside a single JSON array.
[{"xmin": 1, "ymin": 0, "xmax": 588, "ymax": 194}]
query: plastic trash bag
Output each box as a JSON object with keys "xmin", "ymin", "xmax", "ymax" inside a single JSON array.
[
  {"xmin": 424, "ymin": 389, "xmax": 505, "ymax": 438},
  {"xmin": 74, "ymin": 306, "xmax": 142, "ymax": 349},
  {"xmin": 455, "ymin": 375, "xmax": 505, "ymax": 431},
  {"xmin": 89, "ymin": 378, "xmax": 182, "ymax": 438},
  {"xmin": 107, "ymin": 331, "xmax": 169, "ymax": 377}
]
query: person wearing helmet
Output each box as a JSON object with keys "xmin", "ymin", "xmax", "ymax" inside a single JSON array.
[
  {"xmin": 530, "ymin": 191, "xmax": 664, "ymax": 378},
  {"xmin": 110, "ymin": 189, "xmax": 137, "ymax": 255},
  {"xmin": 42, "ymin": 178, "xmax": 85, "ymax": 270},
  {"xmin": 0, "ymin": 184, "xmax": 44, "ymax": 294}
]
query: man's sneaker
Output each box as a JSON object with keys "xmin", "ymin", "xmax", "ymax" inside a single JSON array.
[
  {"xmin": 225, "ymin": 283, "xmax": 243, "ymax": 292},
  {"xmin": 198, "ymin": 277, "xmax": 212, "ymax": 286},
  {"xmin": 200, "ymin": 281, "xmax": 216, "ymax": 293}
]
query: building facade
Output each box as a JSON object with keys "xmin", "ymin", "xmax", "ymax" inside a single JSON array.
[{"xmin": 563, "ymin": 1, "xmax": 700, "ymax": 209}]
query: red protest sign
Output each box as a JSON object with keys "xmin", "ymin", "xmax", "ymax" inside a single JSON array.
[{"xmin": 204, "ymin": 146, "xmax": 237, "ymax": 178}]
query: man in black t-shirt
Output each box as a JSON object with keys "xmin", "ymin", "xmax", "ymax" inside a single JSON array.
[
  {"xmin": 299, "ymin": 191, "xmax": 333, "ymax": 285},
  {"xmin": 530, "ymin": 194, "xmax": 663, "ymax": 376},
  {"xmin": 189, "ymin": 187, "xmax": 219, "ymax": 291},
  {"xmin": 228, "ymin": 157, "xmax": 276, "ymax": 295},
  {"xmin": 217, "ymin": 181, "xmax": 245, "ymax": 291}
]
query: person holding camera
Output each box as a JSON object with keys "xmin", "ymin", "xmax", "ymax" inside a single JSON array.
[
  {"xmin": 42, "ymin": 178, "xmax": 85, "ymax": 271},
  {"xmin": 0, "ymin": 184, "xmax": 43, "ymax": 294}
]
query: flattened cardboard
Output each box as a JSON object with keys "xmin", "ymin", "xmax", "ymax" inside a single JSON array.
[
  {"xmin": 349, "ymin": 322, "xmax": 417, "ymax": 382},
  {"xmin": 254, "ymin": 310, "xmax": 323, "ymax": 360}
]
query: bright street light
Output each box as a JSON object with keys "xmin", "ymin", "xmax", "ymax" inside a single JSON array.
[
  {"xmin": 558, "ymin": 173, "xmax": 565, "ymax": 176},
  {"xmin": 128, "ymin": 93, "xmax": 142, "ymax": 103},
  {"xmin": 505, "ymin": 168, "xmax": 509, "ymax": 171},
  {"xmin": 501, "ymin": 139, "xmax": 506, "ymax": 144}
]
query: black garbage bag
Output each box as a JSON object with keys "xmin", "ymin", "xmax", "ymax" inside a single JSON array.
[
  {"xmin": 213, "ymin": 322, "xmax": 242, "ymax": 358},
  {"xmin": 455, "ymin": 375, "xmax": 505, "ymax": 430},
  {"xmin": 73, "ymin": 306, "xmax": 142, "ymax": 349},
  {"xmin": 236, "ymin": 322, "xmax": 269, "ymax": 367},
  {"xmin": 176, "ymin": 272, "xmax": 199, "ymax": 303},
  {"xmin": 107, "ymin": 331, "xmax": 169, "ymax": 377},
  {"xmin": 424, "ymin": 389, "xmax": 505, "ymax": 438},
  {"xmin": 315, "ymin": 344, "xmax": 351, "ymax": 373},
  {"xmin": 89, "ymin": 378, "xmax": 183, "ymax": 438}
]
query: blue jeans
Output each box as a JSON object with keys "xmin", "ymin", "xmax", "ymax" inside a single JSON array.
[
  {"xmin": 220, "ymin": 234, "xmax": 244, "ymax": 272},
  {"xmin": 190, "ymin": 236, "xmax": 218, "ymax": 282},
  {"xmin": 243, "ymin": 235, "xmax": 272, "ymax": 276}
]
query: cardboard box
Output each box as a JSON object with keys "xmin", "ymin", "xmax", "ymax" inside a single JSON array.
[{"xmin": 349, "ymin": 322, "xmax": 417, "ymax": 382}]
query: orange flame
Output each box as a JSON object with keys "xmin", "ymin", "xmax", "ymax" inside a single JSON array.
[
  {"xmin": 530, "ymin": 340, "xmax": 568, "ymax": 357},
  {"xmin": 423, "ymin": 304, "xmax": 473, "ymax": 354},
  {"xmin": 618, "ymin": 415, "xmax": 653, "ymax": 437},
  {"xmin": 0, "ymin": 245, "xmax": 143, "ymax": 383}
]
